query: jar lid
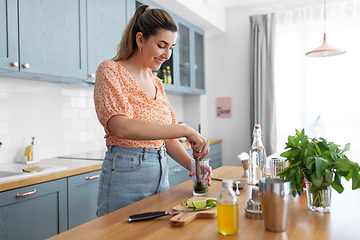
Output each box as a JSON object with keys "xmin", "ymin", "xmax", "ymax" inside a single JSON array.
[{"xmin": 222, "ymin": 180, "xmax": 233, "ymax": 187}]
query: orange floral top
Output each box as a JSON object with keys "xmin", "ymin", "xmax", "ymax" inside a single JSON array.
[{"xmin": 94, "ymin": 60, "xmax": 176, "ymax": 149}]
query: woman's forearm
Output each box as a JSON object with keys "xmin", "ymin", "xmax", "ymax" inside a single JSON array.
[{"xmin": 108, "ymin": 115, "xmax": 191, "ymax": 140}]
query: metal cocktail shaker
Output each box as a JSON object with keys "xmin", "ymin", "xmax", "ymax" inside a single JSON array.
[{"xmin": 259, "ymin": 178, "xmax": 292, "ymax": 232}]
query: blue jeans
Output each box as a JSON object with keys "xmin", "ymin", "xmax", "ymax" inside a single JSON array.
[{"xmin": 96, "ymin": 145, "xmax": 169, "ymax": 217}]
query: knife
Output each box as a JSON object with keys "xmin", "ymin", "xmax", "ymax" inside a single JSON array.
[{"xmin": 127, "ymin": 206, "xmax": 213, "ymax": 222}]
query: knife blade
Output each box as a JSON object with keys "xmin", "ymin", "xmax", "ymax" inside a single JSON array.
[{"xmin": 127, "ymin": 206, "xmax": 213, "ymax": 222}]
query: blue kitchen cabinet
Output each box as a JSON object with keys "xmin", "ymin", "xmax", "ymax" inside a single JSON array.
[
  {"xmin": 67, "ymin": 170, "xmax": 101, "ymax": 229},
  {"xmin": 168, "ymin": 142, "xmax": 222, "ymax": 187},
  {"xmin": 193, "ymin": 25, "xmax": 206, "ymax": 94},
  {"xmin": 0, "ymin": 0, "xmax": 87, "ymax": 82},
  {"xmin": 0, "ymin": 178, "xmax": 67, "ymax": 240},
  {"xmin": 0, "ymin": 0, "xmax": 18, "ymax": 72},
  {"xmin": 86, "ymin": 0, "xmax": 127, "ymax": 83},
  {"xmin": 175, "ymin": 17, "xmax": 206, "ymax": 95}
]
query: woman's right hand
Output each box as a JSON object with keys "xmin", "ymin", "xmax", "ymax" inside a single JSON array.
[{"xmin": 186, "ymin": 128, "xmax": 209, "ymax": 161}]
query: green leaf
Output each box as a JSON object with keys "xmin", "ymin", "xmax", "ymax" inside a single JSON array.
[
  {"xmin": 331, "ymin": 173, "xmax": 344, "ymax": 194},
  {"xmin": 315, "ymin": 157, "xmax": 327, "ymax": 179},
  {"xmin": 314, "ymin": 143, "xmax": 321, "ymax": 155},
  {"xmin": 324, "ymin": 169, "xmax": 333, "ymax": 185},
  {"xmin": 310, "ymin": 172, "xmax": 323, "ymax": 188},
  {"xmin": 333, "ymin": 159, "xmax": 353, "ymax": 172},
  {"xmin": 342, "ymin": 143, "xmax": 351, "ymax": 153},
  {"xmin": 345, "ymin": 169, "xmax": 353, "ymax": 181},
  {"xmin": 304, "ymin": 157, "xmax": 315, "ymax": 170},
  {"xmin": 352, "ymin": 167, "xmax": 360, "ymax": 190}
]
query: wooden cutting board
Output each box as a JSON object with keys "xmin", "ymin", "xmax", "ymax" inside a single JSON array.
[{"xmin": 170, "ymin": 196, "xmax": 217, "ymax": 227}]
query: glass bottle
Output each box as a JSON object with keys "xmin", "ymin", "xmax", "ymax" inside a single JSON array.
[
  {"xmin": 217, "ymin": 180, "xmax": 239, "ymax": 235},
  {"xmin": 166, "ymin": 66, "xmax": 172, "ymax": 84},
  {"xmin": 249, "ymin": 124, "xmax": 267, "ymax": 185},
  {"xmin": 163, "ymin": 69, "xmax": 168, "ymax": 84}
]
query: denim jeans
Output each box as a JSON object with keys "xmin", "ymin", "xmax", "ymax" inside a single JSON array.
[{"xmin": 96, "ymin": 145, "xmax": 169, "ymax": 217}]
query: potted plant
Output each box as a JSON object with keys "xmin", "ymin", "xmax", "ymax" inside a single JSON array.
[{"xmin": 278, "ymin": 129, "xmax": 360, "ymax": 212}]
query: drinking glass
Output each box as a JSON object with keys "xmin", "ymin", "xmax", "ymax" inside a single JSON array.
[{"xmin": 191, "ymin": 159, "xmax": 209, "ymax": 196}]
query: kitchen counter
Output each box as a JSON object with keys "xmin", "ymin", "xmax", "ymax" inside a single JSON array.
[
  {"xmin": 0, "ymin": 158, "xmax": 103, "ymax": 192},
  {"xmin": 48, "ymin": 166, "xmax": 360, "ymax": 240},
  {"xmin": 0, "ymin": 139, "xmax": 222, "ymax": 193}
]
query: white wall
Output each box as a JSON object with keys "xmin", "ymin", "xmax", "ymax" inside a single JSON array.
[{"xmin": 204, "ymin": 6, "xmax": 253, "ymax": 166}]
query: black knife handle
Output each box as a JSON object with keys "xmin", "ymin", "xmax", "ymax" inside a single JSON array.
[{"xmin": 127, "ymin": 211, "xmax": 170, "ymax": 222}]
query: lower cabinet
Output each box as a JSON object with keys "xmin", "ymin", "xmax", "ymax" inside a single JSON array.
[
  {"xmin": 168, "ymin": 142, "xmax": 222, "ymax": 187},
  {"xmin": 0, "ymin": 170, "xmax": 101, "ymax": 240},
  {"xmin": 68, "ymin": 170, "xmax": 101, "ymax": 229},
  {"xmin": 0, "ymin": 178, "xmax": 68, "ymax": 240}
]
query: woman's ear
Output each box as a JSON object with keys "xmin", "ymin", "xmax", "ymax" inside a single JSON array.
[{"xmin": 136, "ymin": 32, "xmax": 144, "ymax": 49}]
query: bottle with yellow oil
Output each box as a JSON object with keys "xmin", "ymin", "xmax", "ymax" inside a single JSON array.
[{"xmin": 217, "ymin": 180, "xmax": 239, "ymax": 235}]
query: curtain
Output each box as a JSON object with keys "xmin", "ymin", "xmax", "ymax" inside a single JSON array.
[
  {"xmin": 249, "ymin": 13, "xmax": 277, "ymax": 156},
  {"xmin": 274, "ymin": 1, "xmax": 360, "ymax": 162}
]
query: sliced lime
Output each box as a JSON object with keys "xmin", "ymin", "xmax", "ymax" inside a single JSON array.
[
  {"xmin": 206, "ymin": 201, "xmax": 217, "ymax": 208},
  {"xmin": 186, "ymin": 200, "xmax": 194, "ymax": 208},
  {"xmin": 206, "ymin": 199, "xmax": 217, "ymax": 205},
  {"xmin": 182, "ymin": 198, "xmax": 189, "ymax": 206},
  {"xmin": 193, "ymin": 200, "xmax": 207, "ymax": 209}
]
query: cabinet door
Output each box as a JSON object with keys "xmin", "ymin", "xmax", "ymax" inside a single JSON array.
[
  {"xmin": 86, "ymin": 0, "xmax": 127, "ymax": 83},
  {"xmin": 176, "ymin": 18, "xmax": 192, "ymax": 93},
  {"xmin": 193, "ymin": 26, "xmax": 205, "ymax": 94},
  {"xmin": 68, "ymin": 170, "xmax": 101, "ymax": 229},
  {"xmin": 17, "ymin": 0, "xmax": 87, "ymax": 79},
  {"xmin": 0, "ymin": 0, "xmax": 19, "ymax": 72},
  {"xmin": 0, "ymin": 179, "xmax": 67, "ymax": 240}
]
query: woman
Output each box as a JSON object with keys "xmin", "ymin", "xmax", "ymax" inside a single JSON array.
[{"xmin": 94, "ymin": 4, "xmax": 211, "ymax": 217}]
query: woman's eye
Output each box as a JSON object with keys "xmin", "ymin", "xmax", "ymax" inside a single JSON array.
[{"xmin": 158, "ymin": 44, "xmax": 165, "ymax": 49}]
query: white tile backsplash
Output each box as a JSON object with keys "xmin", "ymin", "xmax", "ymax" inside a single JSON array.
[
  {"xmin": 0, "ymin": 77, "xmax": 106, "ymax": 164},
  {"xmin": 0, "ymin": 76, "xmax": 186, "ymax": 165}
]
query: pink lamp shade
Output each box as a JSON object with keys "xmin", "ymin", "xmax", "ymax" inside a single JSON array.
[{"xmin": 305, "ymin": 33, "xmax": 346, "ymax": 57}]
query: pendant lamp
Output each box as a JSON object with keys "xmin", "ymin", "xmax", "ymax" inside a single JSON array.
[{"xmin": 305, "ymin": 0, "xmax": 346, "ymax": 57}]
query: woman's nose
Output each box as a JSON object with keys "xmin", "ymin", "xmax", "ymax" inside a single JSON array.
[{"xmin": 163, "ymin": 49, "xmax": 172, "ymax": 60}]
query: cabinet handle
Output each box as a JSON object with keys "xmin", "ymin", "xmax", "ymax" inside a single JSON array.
[
  {"xmin": 85, "ymin": 174, "xmax": 99, "ymax": 180},
  {"xmin": 12, "ymin": 61, "xmax": 19, "ymax": 67},
  {"xmin": 90, "ymin": 73, "xmax": 95, "ymax": 78},
  {"xmin": 16, "ymin": 189, "xmax": 36, "ymax": 198},
  {"xmin": 174, "ymin": 168, "xmax": 182, "ymax": 172},
  {"xmin": 191, "ymin": 89, "xmax": 196, "ymax": 92},
  {"xmin": 23, "ymin": 63, "xmax": 30, "ymax": 69}
]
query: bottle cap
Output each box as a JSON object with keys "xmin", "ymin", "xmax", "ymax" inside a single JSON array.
[{"xmin": 222, "ymin": 180, "xmax": 233, "ymax": 187}]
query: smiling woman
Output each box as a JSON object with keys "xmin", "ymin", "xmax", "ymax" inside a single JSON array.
[{"xmin": 93, "ymin": 4, "xmax": 211, "ymax": 218}]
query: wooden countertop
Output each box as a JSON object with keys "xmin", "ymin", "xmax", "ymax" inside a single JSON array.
[
  {"xmin": 0, "ymin": 158, "xmax": 103, "ymax": 192},
  {"xmin": 48, "ymin": 166, "xmax": 360, "ymax": 240},
  {"xmin": 0, "ymin": 140, "xmax": 222, "ymax": 193}
]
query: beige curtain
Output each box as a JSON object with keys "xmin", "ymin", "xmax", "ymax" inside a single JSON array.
[{"xmin": 249, "ymin": 13, "xmax": 277, "ymax": 155}]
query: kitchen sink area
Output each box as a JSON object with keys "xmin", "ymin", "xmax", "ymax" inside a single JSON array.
[{"xmin": 0, "ymin": 164, "xmax": 67, "ymax": 183}]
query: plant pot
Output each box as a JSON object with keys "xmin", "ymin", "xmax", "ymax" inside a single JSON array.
[{"xmin": 305, "ymin": 181, "xmax": 332, "ymax": 212}]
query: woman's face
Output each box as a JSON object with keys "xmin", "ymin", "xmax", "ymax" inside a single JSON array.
[{"xmin": 140, "ymin": 29, "xmax": 177, "ymax": 71}]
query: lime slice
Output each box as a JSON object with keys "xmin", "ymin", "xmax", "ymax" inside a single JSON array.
[
  {"xmin": 182, "ymin": 198, "xmax": 189, "ymax": 206},
  {"xmin": 186, "ymin": 200, "xmax": 194, "ymax": 208},
  {"xmin": 206, "ymin": 201, "xmax": 217, "ymax": 208},
  {"xmin": 193, "ymin": 200, "xmax": 207, "ymax": 209},
  {"xmin": 206, "ymin": 199, "xmax": 217, "ymax": 205}
]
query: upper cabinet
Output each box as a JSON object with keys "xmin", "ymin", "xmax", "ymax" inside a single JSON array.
[
  {"xmin": 0, "ymin": 0, "xmax": 88, "ymax": 82},
  {"xmin": 0, "ymin": 0, "xmax": 205, "ymax": 94},
  {"xmin": 86, "ymin": 0, "xmax": 127, "ymax": 83},
  {"xmin": 0, "ymin": 0, "xmax": 18, "ymax": 73}
]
